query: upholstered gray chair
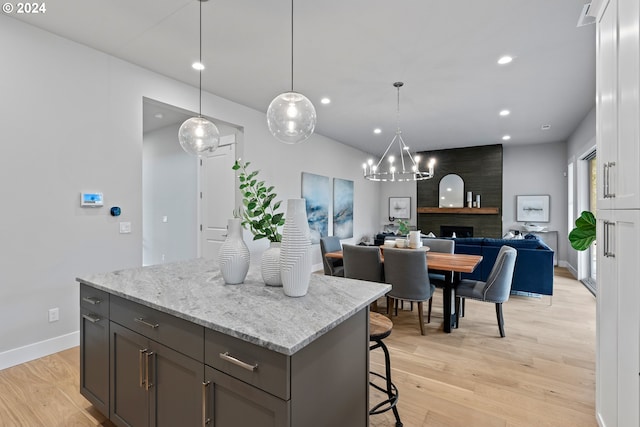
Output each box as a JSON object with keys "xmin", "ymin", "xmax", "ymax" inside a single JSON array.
[
  {"xmin": 421, "ymin": 238, "xmax": 455, "ymax": 286},
  {"xmin": 320, "ymin": 236, "xmax": 344, "ymax": 277},
  {"xmin": 342, "ymin": 244, "xmax": 384, "ymax": 283},
  {"xmin": 383, "ymin": 248, "xmax": 435, "ymax": 335},
  {"xmin": 455, "ymin": 245, "xmax": 517, "ymax": 337}
]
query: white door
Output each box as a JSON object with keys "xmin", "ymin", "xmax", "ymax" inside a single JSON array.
[{"xmin": 200, "ymin": 136, "xmax": 236, "ymax": 260}]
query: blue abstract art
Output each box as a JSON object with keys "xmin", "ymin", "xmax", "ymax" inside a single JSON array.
[
  {"xmin": 301, "ymin": 172, "xmax": 330, "ymax": 244},
  {"xmin": 333, "ymin": 178, "xmax": 353, "ymax": 239}
]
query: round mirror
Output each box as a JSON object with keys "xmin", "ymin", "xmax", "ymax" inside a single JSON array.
[{"xmin": 439, "ymin": 174, "xmax": 464, "ymax": 207}]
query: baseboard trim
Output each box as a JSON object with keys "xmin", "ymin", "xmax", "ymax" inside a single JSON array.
[
  {"xmin": 564, "ymin": 263, "xmax": 578, "ymax": 278},
  {"xmin": 0, "ymin": 331, "xmax": 79, "ymax": 371}
]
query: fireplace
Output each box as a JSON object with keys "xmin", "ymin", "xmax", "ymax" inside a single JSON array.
[{"xmin": 440, "ymin": 225, "xmax": 473, "ymax": 238}]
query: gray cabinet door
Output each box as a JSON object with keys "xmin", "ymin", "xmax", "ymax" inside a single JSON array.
[
  {"xmin": 205, "ymin": 365, "xmax": 290, "ymax": 427},
  {"xmin": 80, "ymin": 307, "xmax": 109, "ymax": 416},
  {"xmin": 110, "ymin": 322, "xmax": 150, "ymax": 427},
  {"xmin": 150, "ymin": 340, "xmax": 204, "ymax": 427}
]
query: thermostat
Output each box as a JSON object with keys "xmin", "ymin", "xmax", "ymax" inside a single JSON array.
[{"xmin": 80, "ymin": 192, "xmax": 104, "ymax": 207}]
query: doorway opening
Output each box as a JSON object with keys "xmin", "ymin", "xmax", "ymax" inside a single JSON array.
[{"xmin": 142, "ymin": 97, "xmax": 241, "ymax": 266}]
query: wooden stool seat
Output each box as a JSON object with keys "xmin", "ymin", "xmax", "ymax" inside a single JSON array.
[{"xmin": 369, "ymin": 312, "xmax": 393, "ymax": 340}]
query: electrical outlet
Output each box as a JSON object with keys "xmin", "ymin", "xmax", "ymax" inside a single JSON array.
[{"xmin": 48, "ymin": 308, "xmax": 59, "ymax": 323}]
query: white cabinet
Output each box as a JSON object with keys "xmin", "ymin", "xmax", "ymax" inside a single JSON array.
[
  {"xmin": 595, "ymin": 1, "xmax": 640, "ymax": 426},
  {"xmin": 596, "ymin": 0, "xmax": 640, "ymax": 210},
  {"xmin": 596, "ymin": 209, "xmax": 640, "ymax": 427}
]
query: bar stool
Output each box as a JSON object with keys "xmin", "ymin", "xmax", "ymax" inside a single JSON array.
[{"xmin": 369, "ymin": 312, "xmax": 402, "ymax": 426}]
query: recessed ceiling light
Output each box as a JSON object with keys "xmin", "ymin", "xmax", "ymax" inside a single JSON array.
[
  {"xmin": 373, "ymin": 128, "xmax": 382, "ymax": 134},
  {"xmin": 497, "ymin": 55, "xmax": 513, "ymax": 65},
  {"xmin": 541, "ymin": 124, "xmax": 551, "ymax": 130},
  {"xmin": 499, "ymin": 109, "xmax": 510, "ymax": 116},
  {"xmin": 192, "ymin": 62, "xmax": 205, "ymax": 70},
  {"xmin": 502, "ymin": 135, "xmax": 511, "ymax": 141},
  {"xmin": 154, "ymin": 113, "xmax": 164, "ymax": 119},
  {"xmin": 320, "ymin": 97, "xmax": 331, "ymax": 105}
]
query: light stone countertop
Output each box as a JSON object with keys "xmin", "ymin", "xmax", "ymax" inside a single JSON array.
[{"xmin": 77, "ymin": 258, "xmax": 390, "ymax": 356}]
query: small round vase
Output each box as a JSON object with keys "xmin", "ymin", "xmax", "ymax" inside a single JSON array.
[
  {"xmin": 261, "ymin": 242, "xmax": 282, "ymax": 286},
  {"xmin": 280, "ymin": 199, "xmax": 312, "ymax": 297},
  {"xmin": 218, "ymin": 218, "xmax": 250, "ymax": 285}
]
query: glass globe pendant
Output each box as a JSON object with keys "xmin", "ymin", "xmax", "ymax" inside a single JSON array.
[
  {"xmin": 267, "ymin": 91, "xmax": 316, "ymax": 144},
  {"xmin": 178, "ymin": 116, "xmax": 219, "ymax": 156},
  {"xmin": 178, "ymin": 0, "xmax": 220, "ymax": 157},
  {"xmin": 267, "ymin": 0, "xmax": 316, "ymax": 144}
]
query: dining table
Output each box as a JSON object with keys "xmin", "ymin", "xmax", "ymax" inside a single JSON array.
[{"xmin": 324, "ymin": 248, "xmax": 483, "ymax": 333}]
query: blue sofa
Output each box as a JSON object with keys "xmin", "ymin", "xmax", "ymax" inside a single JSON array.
[{"xmin": 453, "ymin": 236, "xmax": 554, "ymax": 296}]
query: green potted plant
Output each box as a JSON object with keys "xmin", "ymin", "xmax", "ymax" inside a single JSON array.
[
  {"xmin": 396, "ymin": 219, "xmax": 410, "ymax": 236},
  {"xmin": 568, "ymin": 210, "xmax": 596, "ymax": 251},
  {"xmin": 232, "ymin": 159, "xmax": 285, "ymax": 286}
]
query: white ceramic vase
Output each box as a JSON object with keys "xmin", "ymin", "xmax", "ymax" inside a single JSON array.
[
  {"xmin": 261, "ymin": 241, "xmax": 282, "ymax": 286},
  {"xmin": 280, "ymin": 199, "xmax": 312, "ymax": 297},
  {"xmin": 218, "ymin": 218, "xmax": 250, "ymax": 285}
]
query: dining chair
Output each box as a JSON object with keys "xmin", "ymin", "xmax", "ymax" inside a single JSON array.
[
  {"xmin": 421, "ymin": 238, "xmax": 455, "ymax": 287},
  {"xmin": 320, "ymin": 236, "xmax": 344, "ymax": 277},
  {"xmin": 342, "ymin": 244, "xmax": 384, "ymax": 283},
  {"xmin": 455, "ymin": 245, "xmax": 517, "ymax": 337},
  {"xmin": 383, "ymin": 248, "xmax": 435, "ymax": 335}
]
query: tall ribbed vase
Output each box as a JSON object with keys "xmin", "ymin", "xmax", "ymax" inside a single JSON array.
[
  {"xmin": 280, "ymin": 199, "xmax": 312, "ymax": 297},
  {"xmin": 218, "ymin": 218, "xmax": 250, "ymax": 285}
]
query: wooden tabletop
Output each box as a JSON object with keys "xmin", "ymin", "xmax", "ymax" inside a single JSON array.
[{"xmin": 325, "ymin": 250, "xmax": 482, "ymax": 274}]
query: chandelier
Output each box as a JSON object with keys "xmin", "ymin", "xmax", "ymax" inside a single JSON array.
[{"xmin": 363, "ymin": 82, "xmax": 435, "ymax": 182}]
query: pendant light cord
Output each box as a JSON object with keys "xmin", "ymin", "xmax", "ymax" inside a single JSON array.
[
  {"xmin": 396, "ymin": 84, "xmax": 401, "ymax": 133},
  {"xmin": 290, "ymin": 0, "xmax": 294, "ymax": 92},
  {"xmin": 198, "ymin": 0, "xmax": 203, "ymax": 117}
]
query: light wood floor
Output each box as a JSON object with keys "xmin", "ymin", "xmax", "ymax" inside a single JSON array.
[{"xmin": 0, "ymin": 268, "xmax": 595, "ymax": 427}]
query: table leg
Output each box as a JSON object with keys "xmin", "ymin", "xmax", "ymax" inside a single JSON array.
[{"xmin": 442, "ymin": 272, "xmax": 458, "ymax": 333}]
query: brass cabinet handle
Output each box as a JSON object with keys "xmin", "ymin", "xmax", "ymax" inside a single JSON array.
[
  {"xmin": 202, "ymin": 381, "xmax": 211, "ymax": 426},
  {"xmin": 145, "ymin": 351, "xmax": 154, "ymax": 390},
  {"xmin": 82, "ymin": 313, "xmax": 101, "ymax": 323},
  {"xmin": 134, "ymin": 317, "xmax": 159, "ymax": 329},
  {"xmin": 139, "ymin": 349, "xmax": 147, "ymax": 388},
  {"xmin": 219, "ymin": 352, "xmax": 258, "ymax": 372},
  {"xmin": 82, "ymin": 296, "xmax": 102, "ymax": 305}
]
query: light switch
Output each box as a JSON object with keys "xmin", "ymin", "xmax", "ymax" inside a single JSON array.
[
  {"xmin": 119, "ymin": 222, "xmax": 131, "ymax": 234},
  {"xmin": 162, "ymin": 216, "xmax": 168, "ymax": 223}
]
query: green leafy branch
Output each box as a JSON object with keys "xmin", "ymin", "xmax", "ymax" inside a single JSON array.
[
  {"xmin": 568, "ymin": 210, "xmax": 596, "ymax": 251},
  {"xmin": 232, "ymin": 160, "xmax": 284, "ymax": 242}
]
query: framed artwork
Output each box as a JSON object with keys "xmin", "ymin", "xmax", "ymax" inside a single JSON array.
[
  {"xmin": 301, "ymin": 172, "xmax": 330, "ymax": 244},
  {"xmin": 333, "ymin": 178, "xmax": 353, "ymax": 239},
  {"xmin": 516, "ymin": 195, "xmax": 550, "ymax": 222},
  {"xmin": 389, "ymin": 197, "xmax": 411, "ymax": 220}
]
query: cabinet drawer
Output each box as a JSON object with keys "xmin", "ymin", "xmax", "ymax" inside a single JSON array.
[
  {"xmin": 110, "ymin": 295, "xmax": 203, "ymax": 362},
  {"xmin": 205, "ymin": 329, "xmax": 290, "ymax": 400},
  {"xmin": 80, "ymin": 284, "xmax": 109, "ymax": 317}
]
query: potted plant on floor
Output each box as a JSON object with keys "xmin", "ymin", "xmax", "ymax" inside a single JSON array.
[{"xmin": 232, "ymin": 159, "xmax": 285, "ymax": 286}]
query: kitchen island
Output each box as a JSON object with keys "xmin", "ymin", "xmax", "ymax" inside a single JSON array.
[{"xmin": 77, "ymin": 258, "xmax": 390, "ymax": 427}]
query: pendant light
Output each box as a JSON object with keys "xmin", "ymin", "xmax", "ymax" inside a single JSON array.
[
  {"xmin": 266, "ymin": 0, "xmax": 316, "ymax": 144},
  {"xmin": 362, "ymin": 82, "xmax": 436, "ymax": 182},
  {"xmin": 178, "ymin": 0, "xmax": 220, "ymax": 156}
]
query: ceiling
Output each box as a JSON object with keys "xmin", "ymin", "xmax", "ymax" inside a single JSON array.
[{"xmin": 10, "ymin": 0, "xmax": 596, "ymax": 156}]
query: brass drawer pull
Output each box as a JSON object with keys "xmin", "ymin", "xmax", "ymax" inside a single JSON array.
[
  {"xmin": 134, "ymin": 317, "xmax": 159, "ymax": 329},
  {"xmin": 219, "ymin": 352, "xmax": 258, "ymax": 372},
  {"xmin": 82, "ymin": 296, "xmax": 102, "ymax": 305},
  {"xmin": 139, "ymin": 349, "xmax": 147, "ymax": 388},
  {"xmin": 82, "ymin": 314, "xmax": 101, "ymax": 323},
  {"xmin": 202, "ymin": 381, "xmax": 211, "ymax": 426}
]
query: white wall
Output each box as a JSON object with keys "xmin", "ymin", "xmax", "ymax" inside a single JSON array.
[
  {"xmin": 565, "ymin": 106, "xmax": 597, "ymax": 275},
  {"xmin": 503, "ymin": 142, "xmax": 569, "ymax": 264},
  {"xmin": 142, "ymin": 124, "xmax": 198, "ymax": 266},
  {"xmin": 0, "ymin": 16, "xmax": 381, "ymax": 367}
]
